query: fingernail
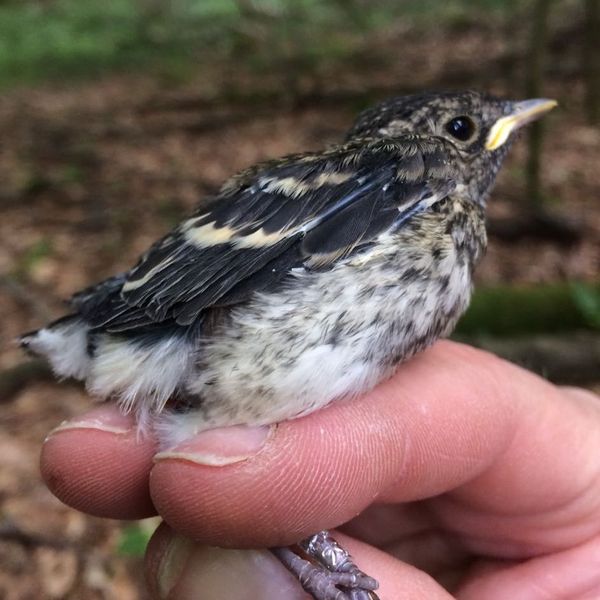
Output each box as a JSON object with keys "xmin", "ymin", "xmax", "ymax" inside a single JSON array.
[
  {"xmin": 157, "ymin": 534, "xmax": 194, "ymax": 600},
  {"xmin": 154, "ymin": 424, "xmax": 273, "ymax": 466},
  {"xmin": 157, "ymin": 537, "xmax": 306, "ymax": 600},
  {"xmin": 46, "ymin": 406, "xmax": 134, "ymax": 439}
]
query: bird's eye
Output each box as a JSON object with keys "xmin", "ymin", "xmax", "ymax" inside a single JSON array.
[{"xmin": 445, "ymin": 116, "xmax": 476, "ymax": 142}]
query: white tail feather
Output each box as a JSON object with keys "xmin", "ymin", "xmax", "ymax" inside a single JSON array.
[{"xmin": 23, "ymin": 320, "xmax": 90, "ymax": 380}]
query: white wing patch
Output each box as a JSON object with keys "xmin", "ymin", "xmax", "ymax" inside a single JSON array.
[
  {"xmin": 182, "ymin": 171, "xmax": 358, "ymax": 250},
  {"xmin": 122, "ymin": 256, "xmax": 177, "ymax": 292},
  {"xmin": 259, "ymin": 171, "xmax": 355, "ymax": 197},
  {"xmin": 183, "ymin": 222, "xmax": 239, "ymax": 247}
]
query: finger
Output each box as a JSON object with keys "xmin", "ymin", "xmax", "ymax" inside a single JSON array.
[
  {"xmin": 334, "ymin": 533, "xmax": 456, "ymax": 600},
  {"xmin": 149, "ymin": 341, "xmax": 523, "ymax": 546},
  {"xmin": 341, "ymin": 504, "xmax": 471, "ymax": 579},
  {"xmin": 428, "ymin": 385, "xmax": 600, "ymax": 557},
  {"xmin": 40, "ymin": 405, "xmax": 157, "ymax": 519},
  {"xmin": 145, "ymin": 524, "xmax": 454, "ymax": 600},
  {"xmin": 457, "ymin": 535, "xmax": 600, "ymax": 600}
]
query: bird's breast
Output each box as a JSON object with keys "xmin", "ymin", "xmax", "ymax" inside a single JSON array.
[{"xmin": 183, "ymin": 199, "xmax": 484, "ymax": 429}]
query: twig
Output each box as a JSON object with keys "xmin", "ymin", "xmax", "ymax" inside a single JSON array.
[
  {"xmin": 487, "ymin": 212, "xmax": 585, "ymax": 244},
  {"xmin": 0, "ymin": 520, "xmax": 73, "ymax": 550},
  {"xmin": 0, "ymin": 360, "xmax": 56, "ymax": 403}
]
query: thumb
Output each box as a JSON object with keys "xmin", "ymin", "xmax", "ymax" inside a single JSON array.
[
  {"xmin": 145, "ymin": 523, "xmax": 310, "ymax": 600},
  {"xmin": 145, "ymin": 523, "xmax": 455, "ymax": 600}
]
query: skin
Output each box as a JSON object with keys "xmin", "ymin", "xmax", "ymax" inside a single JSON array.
[{"xmin": 41, "ymin": 341, "xmax": 600, "ymax": 599}]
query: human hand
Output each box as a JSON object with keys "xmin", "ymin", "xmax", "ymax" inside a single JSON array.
[{"xmin": 40, "ymin": 341, "xmax": 600, "ymax": 599}]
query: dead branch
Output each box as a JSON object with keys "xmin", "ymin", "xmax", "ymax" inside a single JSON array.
[
  {"xmin": 462, "ymin": 331, "xmax": 600, "ymax": 385},
  {"xmin": 487, "ymin": 212, "xmax": 585, "ymax": 245},
  {"xmin": 0, "ymin": 276, "xmax": 54, "ymax": 322}
]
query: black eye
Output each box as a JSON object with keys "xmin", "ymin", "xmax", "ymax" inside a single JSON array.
[{"xmin": 445, "ymin": 116, "xmax": 476, "ymax": 142}]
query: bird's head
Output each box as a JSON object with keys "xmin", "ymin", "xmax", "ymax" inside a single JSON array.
[{"xmin": 347, "ymin": 90, "xmax": 557, "ymax": 203}]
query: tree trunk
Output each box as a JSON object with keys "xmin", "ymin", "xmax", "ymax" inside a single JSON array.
[
  {"xmin": 525, "ymin": 0, "xmax": 553, "ymax": 210},
  {"xmin": 583, "ymin": 0, "xmax": 599, "ymax": 124},
  {"xmin": 501, "ymin": 0, "xmax": 522, "ymax": 94}
]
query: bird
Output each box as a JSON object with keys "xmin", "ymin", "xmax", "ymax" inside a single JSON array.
[{"xmin": 20, "ymin": 90, "xmax": 556, "ymax": 600}]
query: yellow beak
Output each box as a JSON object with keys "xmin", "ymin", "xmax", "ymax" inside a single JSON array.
[{"xmin": 485, "ymin": 98, "xmax": 558, "ymax": 151}]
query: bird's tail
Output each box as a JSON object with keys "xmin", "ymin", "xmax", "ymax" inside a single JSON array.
[
  {"xmin": 20, "ymin": 317, "xmax": 199, "ymax": 436},
  {"xmin": 19, "ymin": 315, "xmax": 91, "ymax": 381}
]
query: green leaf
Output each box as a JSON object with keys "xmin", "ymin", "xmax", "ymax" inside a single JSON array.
[
  {"xmin": 570, "ymin": 282, "xmax": 600, "ymax": 329},
  {"xmin": 117, "ymin": 521, "xmax": 156, "ymax": 557}
]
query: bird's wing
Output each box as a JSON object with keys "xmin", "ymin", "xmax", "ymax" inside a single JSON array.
[
  {"xmin": 69, "ymin": 273, "xmax": 127, "ymax": 311},
  {"xmin": 83, "ymin": 136, "xmax": 457, "ymax": 331}
]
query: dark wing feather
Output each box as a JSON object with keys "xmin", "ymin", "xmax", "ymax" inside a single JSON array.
[
  {"xmin": 69, "ymin": 273, "xmax": 127, "ymax": 312},
  {"xmin": 81, "ymin": 136, "xmax": 457, "ymax": 331}
]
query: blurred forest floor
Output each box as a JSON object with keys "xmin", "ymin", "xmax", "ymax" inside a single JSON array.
[{"xmin": 1, "ymin": 4, "xmax": 599, "ymax": 599}]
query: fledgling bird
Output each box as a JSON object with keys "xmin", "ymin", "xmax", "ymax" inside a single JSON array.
[{"xmin": 21, "ymin": 91, "xmax": 556, "ymax": 600}]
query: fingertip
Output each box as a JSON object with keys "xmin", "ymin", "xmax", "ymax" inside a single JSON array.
[
  {"xmin": 145, "ymin": 522, "xmax": 191, "ymax": 600},
  {"xmin": 41, "ymin": 409, "xmax": 157, "ymax": 519},
  {"xmin": 145, "ymin": 523, "xmax": 309, "ymax": 600},
  {"xmin": 149, "ymin": 422, "xmax": 325, "ymax": 547}
]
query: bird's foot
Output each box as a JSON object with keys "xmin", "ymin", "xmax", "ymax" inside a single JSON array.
[{"xmin": 272, "ymin": 531, "xmax": 379, "ymax": 600}]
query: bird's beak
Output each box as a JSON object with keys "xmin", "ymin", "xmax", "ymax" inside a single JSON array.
[{"xmin": 485, "ymin": 98, "xmax": 558, "ymax": 151}]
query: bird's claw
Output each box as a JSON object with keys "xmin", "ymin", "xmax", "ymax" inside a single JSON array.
[{"xmin": 272, "ymin": 531, "xmax": 380, "ymax": 600}]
